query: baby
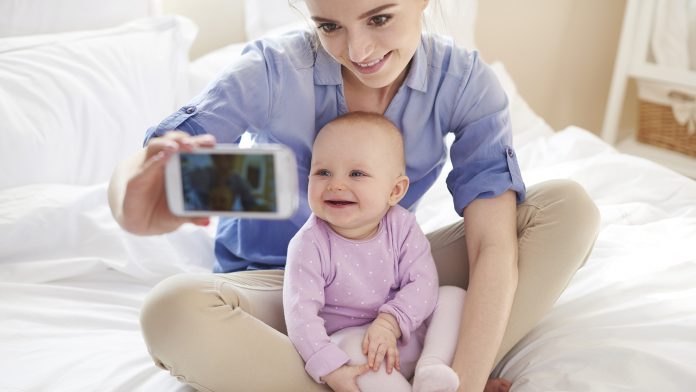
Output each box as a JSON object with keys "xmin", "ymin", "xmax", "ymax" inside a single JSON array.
[{"xmin": 283, "ymin": 112, "xmax": 511, "ymax": 392}]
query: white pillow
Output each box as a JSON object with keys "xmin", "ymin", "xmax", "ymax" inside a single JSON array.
[
  {"xmin": 189, "ymin": 42, "xmax": 247, "ymax": 96},
  {"xmin": 0, "ymin": 183, "xmax": 215, "ymax": 283},
  {"xmin": 0, "ymin": 0, "xmax": 160, "ymax": 37},
  {"xmin": 243, "ymin": 0, "xmax": 478, "ymax": 49},
  {"xmin": 0, "ymin": 16, "xmax": 196, "ymax": 190},
  {"xmin": 188, "ymin": 21, "xmax": 309, "ymax": 95},
  {"xmin": 424, "ymin": 0, "xmax": 478, "ymax": 49}
]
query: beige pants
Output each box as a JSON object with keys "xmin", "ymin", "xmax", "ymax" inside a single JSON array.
[{"xmin": 140, "ymin": 179, "xmax": 600, "ymax": 392}]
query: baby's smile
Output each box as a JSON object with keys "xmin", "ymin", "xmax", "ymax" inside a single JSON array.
[{"xmin": 325, "ymin": 199, "xmax": 357, "ymax": 207}]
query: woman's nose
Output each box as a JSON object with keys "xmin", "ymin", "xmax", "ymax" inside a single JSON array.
[{"xmin": 347, "ymin": 30, "xmax": 375, "ymax": 63}]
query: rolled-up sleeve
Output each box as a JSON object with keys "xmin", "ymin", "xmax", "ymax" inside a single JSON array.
[
  {"xmin": 143, "ymin": 39, "xmax": 279, "ymax": 146},
  {"xmin": 445, "ymin": 52, "xmax": 526, "ymax": 215}
]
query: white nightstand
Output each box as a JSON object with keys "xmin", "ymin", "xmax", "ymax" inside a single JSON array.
[{"xmin": 602, "ymin": 0, "xmax": 696, "ymax": 178}]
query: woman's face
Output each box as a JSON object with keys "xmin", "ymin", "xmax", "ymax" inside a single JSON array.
[{"xmin": 304, "ymin": 0, "xmax": 428, "ymax": 89}]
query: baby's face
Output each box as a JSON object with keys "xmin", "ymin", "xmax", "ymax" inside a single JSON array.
[{"xmin": 308, "ymin": 121, "xmax": 403, "ymax": 239}]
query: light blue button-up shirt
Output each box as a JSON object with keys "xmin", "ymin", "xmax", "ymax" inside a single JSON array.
[{"xmin": 145, "ymin": 31, "xmax": 525, "ymax": 273}]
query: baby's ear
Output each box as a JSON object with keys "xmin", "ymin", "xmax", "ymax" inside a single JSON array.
[{"xmin": 388, "ymin": 175, "xmax": 410, "ymax": 206}]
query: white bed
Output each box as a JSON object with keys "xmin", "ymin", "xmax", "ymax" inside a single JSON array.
[{"xmin": 1, "ymin": 1, "xmax": 695, "ymax": 391}]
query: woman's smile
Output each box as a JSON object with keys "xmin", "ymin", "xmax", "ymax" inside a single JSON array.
[{"xmin": 351, "ymin": 51, "xmax": 392, "ymax": 74}]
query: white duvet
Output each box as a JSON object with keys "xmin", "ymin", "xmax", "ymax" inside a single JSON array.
[{"xmin": 2, "ymin": 123, "xmax": 695, "ymax": 391}]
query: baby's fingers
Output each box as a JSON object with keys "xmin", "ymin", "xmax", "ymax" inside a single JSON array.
[
  {"xmin": 354, "ymin": 363, "xmax": 371, "ymax": 377},
  {"xmin": 385, "ymin": 346, "xmax": 400, "ymax": 374},
  {"xmin": 366, "ymin": 341, "xmax": 378, "ymax": 368},
  {"xmin": 368, "ymin": 343, "xmax": 387, "ymax": 371},
  {"xmin": 362, "ymin": 333, "xmax": 369, "ymax": 356}
]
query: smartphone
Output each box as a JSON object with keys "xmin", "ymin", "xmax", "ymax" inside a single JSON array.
[{"xmin": 165, "ymin": 144, "xmax": 299, "ymax": 219}]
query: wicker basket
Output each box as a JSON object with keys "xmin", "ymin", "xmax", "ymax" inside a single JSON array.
[{"xmin": 637, "ymin": 90, "xmax": 696, "ymax": 157}]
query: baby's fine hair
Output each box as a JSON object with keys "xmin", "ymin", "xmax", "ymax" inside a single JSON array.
[{"xmin": 321, "ymin": 112, "xmax": 405, "ymax": 171}]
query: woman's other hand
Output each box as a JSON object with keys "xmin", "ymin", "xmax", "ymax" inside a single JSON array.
[
  {"xmin": 108, "ymin": 131, "xmax": 216, "ymax": 235},
  {"xmin": 321, "ymin": 364, "xmax": 370, "ymax": 392}
]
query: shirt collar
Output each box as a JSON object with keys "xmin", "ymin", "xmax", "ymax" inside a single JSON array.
[
  {"xmin": 313, "ymin": 44, "xmax": 342, "ymax": 86},
  {"xmin": 313, "ymin": 35, "xmax": 429, "ymax": 93},
  {"xmin": 403, "ymin": 35, "xmax": 428, "ymax": 93}
]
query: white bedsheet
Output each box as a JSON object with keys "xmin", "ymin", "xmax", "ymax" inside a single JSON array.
[
  {"xmin": 0, "ymin": 186, "xmax": 213, "ymax": 392},
  {"xmin": 2, "ymin": 123, "xmax": 695, "ymax": 391},
  {"xmin": 494, "ymin": 128, "xmax": 696, "ymax": 391}
]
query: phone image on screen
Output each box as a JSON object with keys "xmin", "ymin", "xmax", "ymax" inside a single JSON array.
[{"xmin": 165, "ymin": 144, "xmax": 299, "ymax": 219}]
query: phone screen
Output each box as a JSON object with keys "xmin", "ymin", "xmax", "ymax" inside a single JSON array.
[{"xmin": 179, "ymin": 152, "xmax": 277, "ymax": 213}]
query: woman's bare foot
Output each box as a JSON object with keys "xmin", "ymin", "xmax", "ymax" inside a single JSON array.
[{"xmin": 483, "ymin": 378, "xmax": 512, "ymax": 392}]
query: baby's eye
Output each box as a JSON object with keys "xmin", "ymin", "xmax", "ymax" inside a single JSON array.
[
  {"xmin": 350, "ymin": 170, "xmax": 366, "ymax": 177},
  {"xmin": 370, "ymin": 15, "xmax": 391, "ymax": 26},
  {"xmin": 317, "ymin": 23, "xmax": 339, "ymax": 34},
  {"xmin": 315, "ymin": 169, "xmax": 331, "ymax": 176}
]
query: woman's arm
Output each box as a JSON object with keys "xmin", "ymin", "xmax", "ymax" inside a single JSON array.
[{"xmin": 451, "ymin": 190, "xmax": 518, "ymax": 392}]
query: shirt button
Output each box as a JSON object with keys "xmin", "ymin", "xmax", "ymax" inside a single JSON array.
[
  {"xmin": 506, "ymin": 147, "xmax": 514, "ymax": 158},
  {"xmin": 184, "ymin": 106, "xmax": 196, "ymax": 114}
]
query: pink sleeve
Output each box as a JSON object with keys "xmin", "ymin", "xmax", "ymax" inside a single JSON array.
[
  {"xmin": 378, "ymin": 212, "xmax": 439, "ymax": 345},
  {"xmin": 283, "ymin": 226, "xmax": 350, "ymax": 383}
]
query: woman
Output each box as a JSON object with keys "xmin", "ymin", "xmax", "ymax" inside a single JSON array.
[{"xmin": 108, "ymin": 0, "xmax": 600, "ymax": 391}]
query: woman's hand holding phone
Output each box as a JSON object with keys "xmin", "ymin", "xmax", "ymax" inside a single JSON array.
[{"xmin": 108, "ymin": 130, "xmax": 215, "ymax": 235}]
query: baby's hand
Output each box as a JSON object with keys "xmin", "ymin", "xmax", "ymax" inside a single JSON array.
[
  {"xmin": 362, "ymin": 313, "xmax": 401, "ymax": 373},
  {"xmin": 321, "ymin": 364, "xmax": 370, "ymax": 392}
]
